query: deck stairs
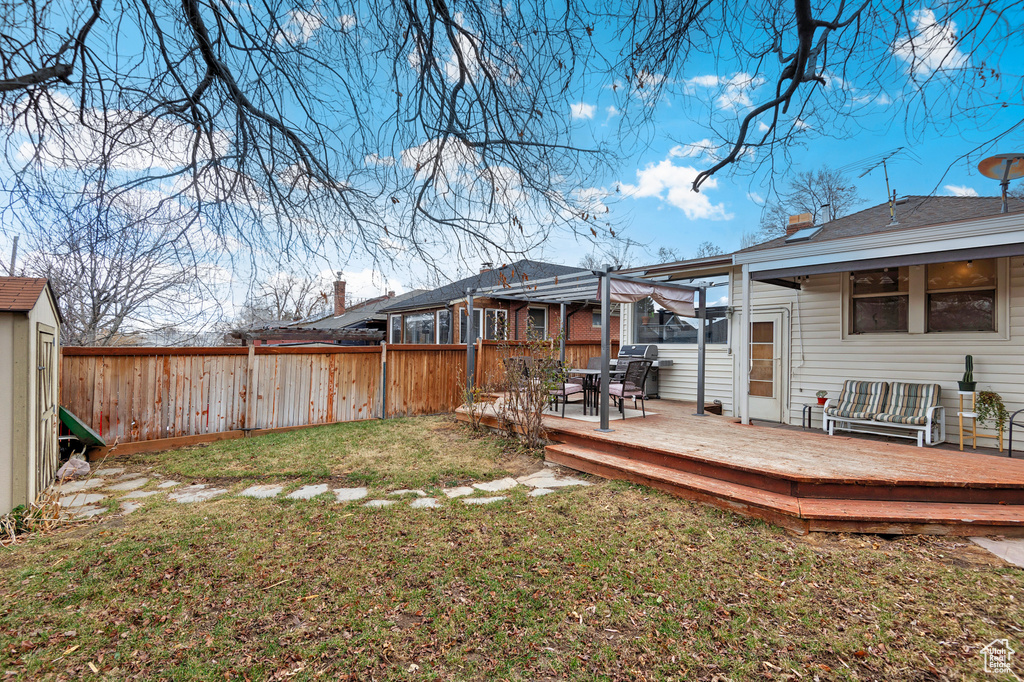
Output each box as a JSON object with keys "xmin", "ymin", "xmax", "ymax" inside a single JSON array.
[{"xmin": 545, "ymin": 433, "xmax": 1024, "ymax": 537}]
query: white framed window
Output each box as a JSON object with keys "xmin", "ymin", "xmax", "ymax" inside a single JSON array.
[
  {"xmin": 526, "ymin": 306, "xmax": 548, "ymax": 339},
  {"xmin": 592, "ymin": 310, "xmax": 602, "ymax": 327},
  {"xmin": 436, "ymin": 309, "xmax": 452, "ymax": 344},
  {"xmin": 402, "ymin": 312, "xmax": 435, "ymax": 344},
  {"xmin": 926, "ymin": 259, "xmax": 997, "ymax": 332},
  {"xmin": 484, "ymin": 309, "xmax": 507, "ymax": 340},
  {"xmin": 850, "ymin": 267, "xmax": 910, "ymax": 334},
  {"xmin": 388, "ymin": 314, "xmax": 402, "ymax": 344},
  {"xmin": 459, "ymin": 308, "xmax": 484, "ymax": 343}
]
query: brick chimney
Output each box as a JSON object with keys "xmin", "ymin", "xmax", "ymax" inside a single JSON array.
[
  {"xmin": 480, "ymin": 262, "xmax": 494, "ymax": 273},
  {"xmin": 386, "ymin": 290, "xmax": 395, "ymax": 298},
  {"xmin": 787, "ymin": 212, "xmax": 813, "ymax": 236},
  {"xmin": 333, "ymin": 280, "xmax": 346, "ymax": 316}
]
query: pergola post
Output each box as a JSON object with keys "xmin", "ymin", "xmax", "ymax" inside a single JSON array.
[
  {"xmin": 694, "ymin": 286, "xmax": 707, "ymax": 416},
  {"xmin": 465, "ymin": 289, "xmax": 475, "ymax": 394},
  {"xmin": 598, "ymin": 266, "xmax": 613, "ymax": 432},
  {"xmin": 559, "ymin": 302, "xmax": 566, "ymax": 365}
]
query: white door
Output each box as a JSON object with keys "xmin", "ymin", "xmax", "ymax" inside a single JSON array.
[{"xmin": 748, "ymin": 313, "xmax": 785, "ymax": 422}]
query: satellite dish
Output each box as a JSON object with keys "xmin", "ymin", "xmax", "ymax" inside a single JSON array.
[{"xmin": 978, "ymin": 153, "xmax": 1024, "ymax": 214}]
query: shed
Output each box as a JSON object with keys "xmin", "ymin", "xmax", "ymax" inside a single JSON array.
[{"xmin": 0, "ymin": 277, "xmax": 61, "ymax": 514}]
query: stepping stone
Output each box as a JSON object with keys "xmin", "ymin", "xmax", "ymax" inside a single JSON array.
[
  {"xmin": 442, "ymin": 486, "xmax": 474, "ymax": 498},
  {"xmin": 59, "ymin": 479, "xmax": 106, "ymax": 493},
  {"xmin": 462, "ymin": 496, "xmax": 507, "ymax": 505},
  {"xmin": 333, "ymin": 487, "xmax": 368, "ymax": 502},
  {"xmin": 74, "ymin": 506, "xmax": 108, "ymax": 519},
  {"xmin": 517, "ymin": 472, "xmax": 592, "ymax": 488},
  {"xmin": 528, "ymin": 488, "xmax": 555, "ymax": 497},
  {"xmin": 409, "ymin": 497, "xmax": 440, "ymax": 509},
  {"xmin": 240, "ymin": 484, "xmax": 285, "ymax": 499},
  {"xmin": 473, "ymin": 477, "xmax": 519, "ymax": 493},
  {"xmin": 972, "ymin": 537, "xmax": 1024, "ymax": 569},
  {"xmin": 168, "ymin": 485, "xmax": 227, "ymax": 504},
  {"xmin": 114, "ymin": 472, "xmax": 145, "ymax": 481},
  {"xmin": 121, "ymin": 490, "xmax": 160, "ymax": 499},
  {"xmin": 106, "ymin": 477, "xmax": 149, "ymax": 492},
  {"xmin": 59, "ymin": 493, "xmax": 106, "ymax": 508},
  {"xmin": 93, "ymin": 467, "xmax": 124, "ymax": 476},
  {"xmin": 120, "ymin": 502, "xmax": 142, "ymax": 515},
  {"xmin": 363, "ymin": 499, "xmax": 396, "ymax": 508},
  {"xmin": 157, "ymin": 480, "xmax": 182, "ymax": 489},
  {"xmin": 389, "ymin": 489, "xmax": 427, "ymax": 497},
  {"xmin": 287, "ymin": 484, "xmax": 330, "ymax": 500}
]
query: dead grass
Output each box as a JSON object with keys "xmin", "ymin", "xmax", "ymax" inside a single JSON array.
[{"xmin": 0, "ymin": 419, "xmax": 1021, "ymax": 680}]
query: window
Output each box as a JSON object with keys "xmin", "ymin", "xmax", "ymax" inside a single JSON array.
[
  {"xmin": 927, "ymin": 259, "xmax": 996, "ymax": 332},
  {"xmin": 847, "ymin": 259, "xmax": 1000, "ymax": 335},
  {"xmin": 526, "ymin": 307, "xmax": 547, "ymax": 339},
  {"xmin": 850, "ymin": 267, "xmax": 909, "ymax": 334},
  {"xmin": 592, "ymin": 310, "xmax": 602, "ymax": 327},
  {"xmin": 484, "ymin": 309, "xmax": 507, "ymax": 340},
  {"xmin": 388, "ymin": 314, "xmax": 402, "ymax": 344},
  {"xmin": 402, "ymin": 312, "xmax": 435, "ymax": 344},
  {"xmin": 632, "ymin": 276, "xmax": 728, "ymax": 344},
  {"xmin": 436, "ymin": 309, "xmax": 452, "ymax": 344},
  {"xmin": 459, "ymin": 308, "xmax": 483, "ymax": 343}
]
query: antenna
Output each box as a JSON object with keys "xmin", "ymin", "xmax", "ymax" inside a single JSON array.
[
  {"xmin": 839, "ymin": 147, "xmax": 917, "ymax": 225},
  {"xmin": 978, "ymin": 153, "xmax": 1024, "ymax": 214}
]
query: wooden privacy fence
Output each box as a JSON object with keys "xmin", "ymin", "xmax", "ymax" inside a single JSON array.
[
  {"xmin": 60, "ymin": 341, "xmax": 612, "ymax": 446},
  {"xmin": 473, "ymin": 341, "xmax": 619, "ymax": 387}
]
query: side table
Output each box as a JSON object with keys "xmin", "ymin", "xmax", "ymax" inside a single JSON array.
[{"xmin": 800, "ymin": 403, "xmax": 823, "ymax": 430}]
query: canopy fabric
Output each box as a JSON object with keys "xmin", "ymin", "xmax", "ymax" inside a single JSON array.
[{"xmin": 601, "ymin": 279, "xmax": 695, "ymax": 316}]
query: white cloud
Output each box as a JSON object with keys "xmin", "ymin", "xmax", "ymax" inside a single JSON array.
[
  {"xmin": 685, "ymin": 72, "xmax": 766, "ymax": 111},
  {"xmin": 757, "ymin": 121, "xmax": 770, "ymax": 133},
  {"xmin": 669, "ymin": 139, "xmax": 718, "ymax": 159},
  {"xmin": 570, "ymin": 102, "xmax": 596, "ymax": 119},
  {"xmin": 793, "ymin": 118, "xmax": 811, "ymax": 130},
  {"xmin": 364, "ymin": 153, "xmax": 395, "ymax": 167},
  {"xmin": 276, "ymin": 9, "xmax": 324, "ymax": 44},
  {"xmin": 575, "ymin": 187, "xmax": 611, "ymax": 214},
  {"xmin": 618, "ymin": 158, "xmax": 732, "ymax": 221},
  {"xmin": 747, "ymin": 191, "xmax": 764, "ymax": 205},
  {"xmin": 944, "ymin": 184, "xmax": 978, "ymax": 197},
  {"xmin": 337, "ymin": 14, "xmax": 357, "ymax": 31},
  {"xmin": 892, "ymin": 9, "xmax": 969, "ymax": 76},
  {"xmin": 605, "ymin": 105, "xmax": 620, "ymax": 120}
]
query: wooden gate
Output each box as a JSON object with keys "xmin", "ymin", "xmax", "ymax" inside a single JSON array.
[{"xmin": 36, "ymin": 329, "xmax": 58, "ymax": 496}]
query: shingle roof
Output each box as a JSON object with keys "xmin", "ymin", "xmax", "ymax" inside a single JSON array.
[
  {"xmin": 382, "ymin": 259, "xmax": 586, "ymax": 312},
  {"xmin": 0, "ymin": 277, "xmax": 49, "ymax": 312},
  {"xmin": 292, "ymin": 289, "xmax": 428, "ymax": 330},
  {"xmin": 739, "ymin": 195, "xmax": 1024, "ymax": 253}
]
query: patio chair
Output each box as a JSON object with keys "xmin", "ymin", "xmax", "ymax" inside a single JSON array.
[
  {"xmin": 608, "ymin": 360, "xmax": 652, "ymax": 419},
  {"xmin": 548, "ymin": 364, "xmax": 584, "ymax": 418}
]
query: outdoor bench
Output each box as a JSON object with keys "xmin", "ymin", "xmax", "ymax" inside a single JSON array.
[{"xmin": 822, "ymin": 380, "xmax": 945, "ymax": 447}]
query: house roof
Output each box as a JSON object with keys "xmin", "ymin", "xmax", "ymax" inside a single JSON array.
[
  {"xmin": 291, "ymin": 289, "xmax": 428, "ymax": 330},
  {"xmin": 740, "ymin": 195, "xmax": 1024, "ymax": 254},
  {"xmin": 382, "ymin": 259, "xmax": 586, "ymax": 313},
  {"xmin": 0, "ymin": 277, "xmax": 50, "ymax": 312}
]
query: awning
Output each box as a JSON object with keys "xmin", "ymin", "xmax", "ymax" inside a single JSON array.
[{"xmin": 600, "ymin": 279, "xmax": 695, "ymax": 316}]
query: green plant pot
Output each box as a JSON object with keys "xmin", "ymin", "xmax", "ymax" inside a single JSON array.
[{"xmin": 958, "ymin": 381, "xmax": 977, "ymax": 392}]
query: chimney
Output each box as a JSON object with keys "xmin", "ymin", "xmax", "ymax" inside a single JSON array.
[
  {"xmin": 787, "ymin": 212, "xmax": 813, "ymax": 236},
  {"xmin": 480, "ymin": 262, "xmax": 494, "ymax": 273},
  {"xmin": 386, "ymin": 290, "xmax": 395, "ymax": 298},
  {"xmin": 333, "ymin": 280, "xmax": 346, "ymax": 316}
]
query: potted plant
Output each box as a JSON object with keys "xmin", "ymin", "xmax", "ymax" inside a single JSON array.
[
  {"xmin": 815, "ymin": 390, "xmax": 828, "ymax": 405},
  {"xmin": 975, "ymin": 390, "xmax": 1009, "ymax": 434},
  {"xmin": 958, "ymin": 355, "xmax": 977, "ymax": 392}
]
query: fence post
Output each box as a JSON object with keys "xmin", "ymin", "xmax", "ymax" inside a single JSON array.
[
  {"xmin": 244, "ymin": 345, "xmax": 257, "ymax": 434},
  {"xmin": 380, "ymin": 342, "xmax": 388, "ymax": 419}
]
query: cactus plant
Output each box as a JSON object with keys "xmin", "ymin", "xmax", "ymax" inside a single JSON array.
[{"xmin": 958, "ymin": 355, "xmax": 977, "ymax": 392}]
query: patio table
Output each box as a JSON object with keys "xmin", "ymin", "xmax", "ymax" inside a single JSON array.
[{"xmin": 567, "ymin": 368, "xmax": 603, "ymax": 416}]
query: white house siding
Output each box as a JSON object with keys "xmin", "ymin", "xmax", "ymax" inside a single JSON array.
[{"xmin": 730, "ymin": 257, "xmax": 1024, "ymax": 441}]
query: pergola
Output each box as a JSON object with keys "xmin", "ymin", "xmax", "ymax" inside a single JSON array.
[{"xmin": 468, "ymin": 266, "xmax": 709, "ymax": 431}]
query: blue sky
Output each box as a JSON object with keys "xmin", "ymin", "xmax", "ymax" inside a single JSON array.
[{"xmin": 2, "ymin": 3, "xmax": 1023, "ymax": 315}]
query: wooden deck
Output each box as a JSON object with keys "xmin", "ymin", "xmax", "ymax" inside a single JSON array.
[{"xmin": 460, "ymin": 398, "xmax": 1024, "ymax": 536}]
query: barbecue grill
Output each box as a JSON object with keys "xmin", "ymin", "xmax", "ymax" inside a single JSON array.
[{"xmin": 611, "ymin": 344, "xmax": 672, "ymax": 398}]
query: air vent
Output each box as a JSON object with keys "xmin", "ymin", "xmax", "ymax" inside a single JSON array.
[{"xmin": 785, "ymin": 226, "xmax": 822, "ymax": 243}]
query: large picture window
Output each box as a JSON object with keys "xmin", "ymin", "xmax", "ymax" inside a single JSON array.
[
  {"xmin": 402, "ymin": 312, "xmax": 435, "ymax": 344},
  {"xmin": 927, "ymin": 259, "xmax": 996, "ymax": 332},
  {"xmin": 632, "ymin": 276, "xmax": 728, "ymax": 344},
  {"xmin": 850, "ymin": 268, "xmax": 909, "ymax": 334}
]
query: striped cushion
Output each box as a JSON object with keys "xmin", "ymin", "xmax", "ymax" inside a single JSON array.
[
  {"xmin": 550, "ymin": 383, "xmax": 583, "ymax": 396},
  {"xmin": 824, "ymin": 380, "xmax": 889, "ymax": 420},
  {"xmin": 874, "ymin": 382, "xmax": 940, "ymax": 426}
]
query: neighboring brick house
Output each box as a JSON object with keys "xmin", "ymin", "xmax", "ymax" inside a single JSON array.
[{"xmin": 381, "ymin": 260, "xmax": 620, "ymax": 344}]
